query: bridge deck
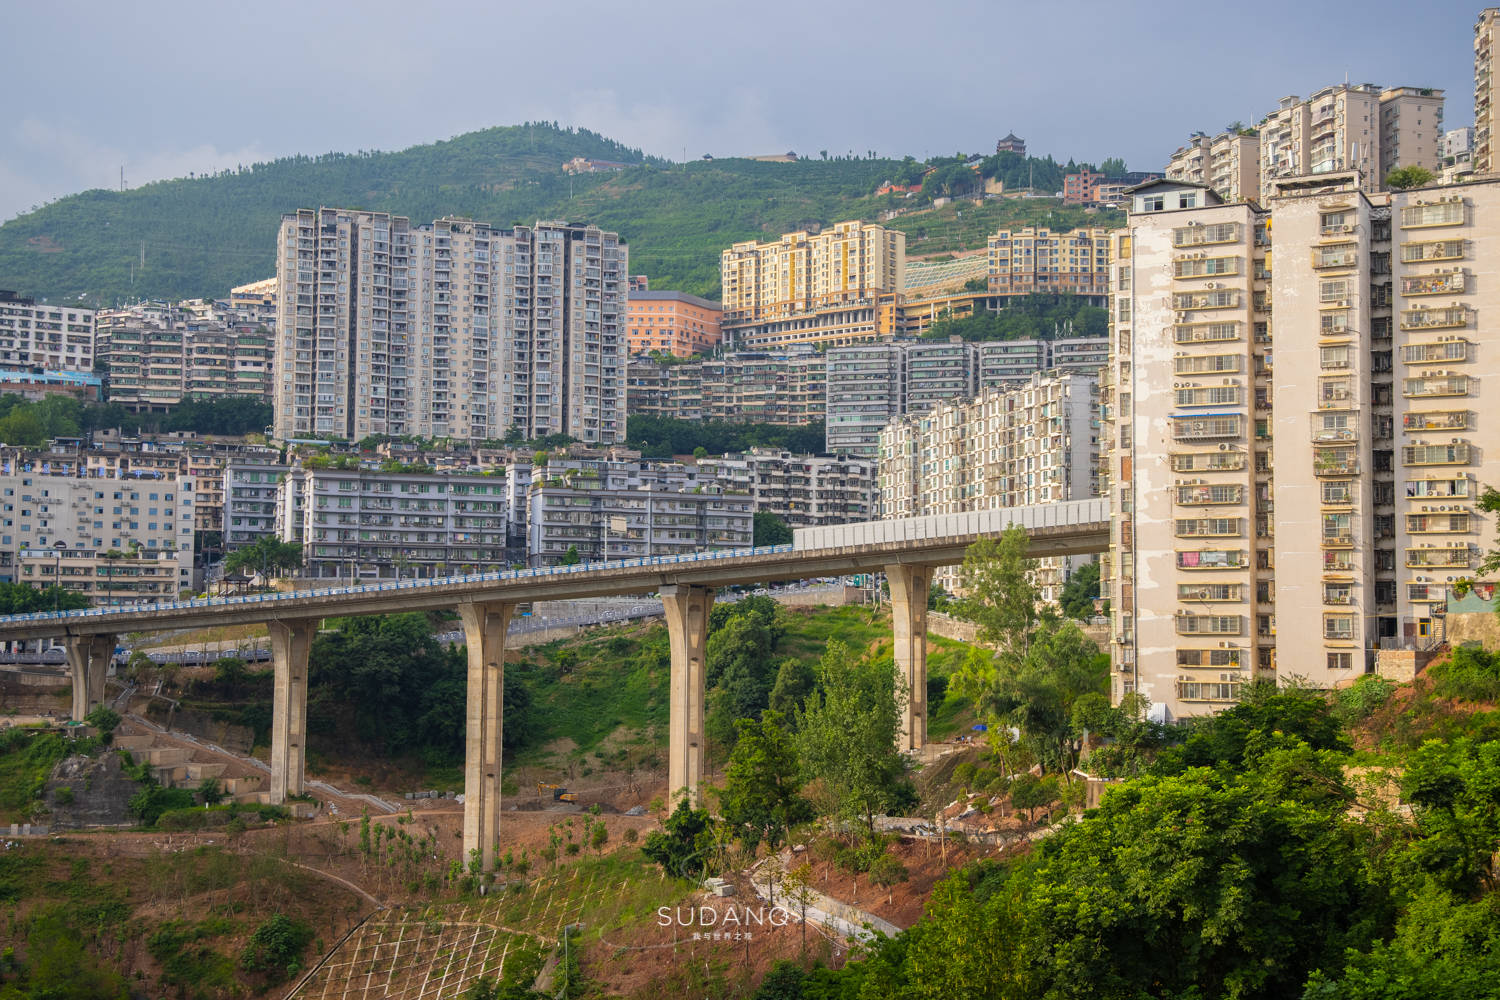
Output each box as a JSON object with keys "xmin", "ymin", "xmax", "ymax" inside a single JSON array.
[{"xmin": 0, "ymin": 500, "xmax": 1109, "ymax": 641}]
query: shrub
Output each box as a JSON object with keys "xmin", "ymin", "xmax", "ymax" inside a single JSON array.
[
  {"xmin": 1428, "ymin": 645, "xmax": 1500, "ymax": 703},
  {"xmin": 241, "ymin": 913, "xmax": 315, "ymax": 980},
  {"xmin": 1331, "ymin": 674, "xmax": 1397, "ymax": 724}
]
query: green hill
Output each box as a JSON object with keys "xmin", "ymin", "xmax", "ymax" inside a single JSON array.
[{"xmin": 0, "ymin": 122, "xmax": 1117, "ymax": 305}]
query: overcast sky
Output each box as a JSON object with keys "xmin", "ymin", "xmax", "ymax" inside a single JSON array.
[{"xmin": 0, "ymin": 0, "xmax": 1480, "ymax": 222}]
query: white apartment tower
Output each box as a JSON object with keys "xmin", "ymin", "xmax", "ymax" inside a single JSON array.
[
  {"xmin": 1107, "ymin": 175, "xmax": 1500, "ymax": 720},
  {"xmin": 1257, "ymin": 85, "xmax": 1443, "ymax": 203},
  {"xmin": 275, "ymin": 209, "xmax": 625, "ymax": 444},
  {"xmin": 1478, "ymin": 9, "xmax": 1499, "ymax": 175},
  {"xmin": 879, "ymin": 372, "xmax": 1101, "ymax": 601}
]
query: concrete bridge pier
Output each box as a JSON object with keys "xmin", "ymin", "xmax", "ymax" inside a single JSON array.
[
  {"xmin": 663, "ymin": 583, "xmax": 714, "ymax": 806},
  {"xmin": 459, "ymin": 600, "xmax": 513, "ymax": 871},
  {"xmin": 269, "ymin": 619, "xmax": 315, "ymax": 802},
  {"xmin": 886, "ymin": 563, "xmax": 933, "ymax": 751},
  {"xmin": 64, "ymin": 633, "xmax": 115, "ymax": 721}
]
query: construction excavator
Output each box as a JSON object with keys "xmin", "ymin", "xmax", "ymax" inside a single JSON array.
[{"xmin": 537, "ymin": 781, "xmax": 578, "ymax": 803}]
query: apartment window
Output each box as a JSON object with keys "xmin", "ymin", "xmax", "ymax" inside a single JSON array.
[
  {"xmin": 1403, "ymin": 443, "xmax": 1470, "ymax": 466},
  {"xmin": 1173, "ymin": 354, "xmax": 1240, "ymax": 375},
  {"xmin": 1174, "ymin": 385, "xmax": 1241, "ymax": 406},
  {"xmin": 1176, "ymin": 549, "xmax": 1244, "ymax": 569},
  {"xmin": 1318, "ymin": 278, "xmax": 1352, "ymax": 302},
  {"xmin": 1175, "ymin": 517, "xmax": 1242, "ymax": 537},
  {"xmin": 1400, "ymin": 239, "xmax": 1464, "ymax": 263},
  {"xmin": 1176, "ymin": 680, "xmax": 1241, "ymax": 701},
  {"xmin": 1405, "ymin": 477, "xmax": 1469, "ymax": 499},
  {"xmin": 1319, "ymin": 346, "xmax": 1351, "ymax": 370},
  {"xmin": 1176, "ymin": 648, "xmax": 1241, "ymax": 667},
  {"xmin": 1322, "ymin": 512, "xmax": 1354, "ymax": 545},
  {"xmin": 1400, "ymin": 200, "xmax": 1465, "ymax": 228},
  {"xmin": 1172, "ymin": 290, "xmax": 1239, "ymax": 310},
  {"xmin": 1402, "ymin": 340, "xmax": 1470, "ymax": 364},
  {"xmin": 1175, "ymin": 614, "xmax": 1242, "ymax": 635},
  {"xmin": 1176, "ymin": 484, "xmax": 1243, "ymax": 505},
  {"xmin": 1172, "ymin": 222, "xmax": 1240, "ymax": 246},
  {"xmin": 1324, "ymin": 582, "xmax": 1353, "ymax": 605},
  {"xmin": 1312, "ymin": 244, "xmax": 1358, "ymax": 268},
  {"xmin": 1319, "ymin": 212, "xmax": 1351, "ymax": 235},
  {"xmin": 1403, "ymin": 375, "xmax": 1469, "ymax": 398},
  {"xmin": 1173, "ymin": 415, "xmax": 1242, "ymax": 441},
  {"xmin": 1327, "ymin": 652, "xmax": 1355, "ymax": 670},
  {"xmin": 1321, "ymin": 481, "xmax": 1353, "ymax": 505},
  {"xmin": 1324, "ymin": 615, "xmax": 1355, "ymax": 640},
  {"xmin": 1178, "ymin": 583, "xmax": 1241, "ymax": 601}
]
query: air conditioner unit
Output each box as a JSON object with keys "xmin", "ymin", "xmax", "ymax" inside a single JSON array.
[
  {"xmin": 1218, "ymin": 443, "xmax": 1231, "ymax": 451},
  {"xmin": 1439, "ymin": 505, "xmax": 1449, "ymax": 511},
  {"xmin": 1206, "ymin": 282, "xmax": 1219, "ymax": 289},
  {"xmin": 1219, "ymin": 641, "xmax": 1231, "ymax": 648}
]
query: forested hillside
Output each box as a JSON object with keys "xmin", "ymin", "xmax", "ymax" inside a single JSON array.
[{"xmin": 0, "ymin": 122, "xmax": 1117, "ymax": 305}]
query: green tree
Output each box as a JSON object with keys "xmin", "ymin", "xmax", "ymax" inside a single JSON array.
[
  {"xmin": 767, "ymin": 657, "xmax": 816, "ymax": 716},
  {"xmin": 1098, "ymin": 156, "xmax": 1128, "ymax": 176},
  {"xmin": 705, "ymin": 611, "xmax": 779, "ymax": 750},
  {"xmin": 955, "ymin": 526, "xmax": 1049, "ymax": 663},
  {"xmin": 641, "ymin": 797, "xmax": 716, "ymax": 878},
  {"xmin": 558, "ymin": 545, "xmax": 581, "ymax": 566},
  {"xmin": 872, "ymin": 751, "xmax": 1389, "ymax": 1000},
  {"xmin": 241, "ymin": 913, "xmax": 315, "ymax": 980},
  {"xmin": 1057, "ymin": 561, "xmax": 1100, "ymax": 620},
  {"xmin": 223, "ymin": 534, "xmax": 303, "ymax": 582},
  {"xmin": 1385, "ymin": 165, "xmax": 1436, "ymax": 190},
  {"xmin": 794, "ymin": 640, "xmax": 914, "ymax": 837},
  {"xmin": 715, "ymin": 709, "xmax": 813, "ymax": 852},
  {"xmin": 753, "ymin": 510, "xmax": 793, "ymax": 547},
  {"xmin": 1303, "ymin": 883, "xmax": 1500, "ymax": 1000}
]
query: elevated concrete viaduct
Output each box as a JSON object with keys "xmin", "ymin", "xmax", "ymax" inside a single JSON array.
[{"xmin": 0, "ymin": 500, "xmax": 1108, "ymax": 869}]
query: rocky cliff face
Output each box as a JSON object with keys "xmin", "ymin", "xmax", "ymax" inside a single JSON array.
[{"xmin": 46, "ymin": 752, "xmax": 138, "ymax": 829}]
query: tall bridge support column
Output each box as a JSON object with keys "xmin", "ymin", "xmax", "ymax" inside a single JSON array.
[
  {"xmin": 663, "ymin": 584, "xmax": 714, "ymax": 806},
  {"xmin": 459, "ymin": 600, "xmax": 513, "ymax": 872},
  {"xmin": 887, "ymin": 564, "xmax": 933, "ymax": 751},
  {"xmin": 269, "ymin": 619, "xmax": 314, "ymax": 803},
  {"xmin": 64, "ymin": 633, "xmax": 115, "ymax": 721}
]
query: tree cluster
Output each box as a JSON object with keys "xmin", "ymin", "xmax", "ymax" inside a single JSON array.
[
  {"xmin": 307, "ymin": 613, "xmax": 532, "ymax": 760},
  {"xmin": 0, "ymin": 394, "xmax": 271, "ymax": 446},
  {"xmin": 626, "ymin": 416, "xmax": 826, "ymax": 459},
  {"xmin": 920, "ymin": 292, "xmax": 1108, "ymax": 343},
  {"xmin": 760, "ymin": 685, "xmax": 1500, "ymax": 999}
]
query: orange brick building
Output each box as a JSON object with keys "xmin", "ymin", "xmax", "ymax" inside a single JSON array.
[{"xmin": 626, "ymin": 290, "xmax": 723, "ymax": 357}]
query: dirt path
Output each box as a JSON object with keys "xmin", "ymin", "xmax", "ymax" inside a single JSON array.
[{"xmin": 119, "ymin": 712, "xmax": 392, "ymax": 817}]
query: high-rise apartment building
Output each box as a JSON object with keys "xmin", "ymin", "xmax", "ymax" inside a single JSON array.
[
  {"xmin": 986, "ymin": 227, "xmax": 1111, "ymax": 302},
  {"xmin": 824, "ymin": 337, "xmax": 1109, "ymax": 457},
  {"xmin": 825, "ymin": 340, "xmax": 979, "ymax": 457},
  {"xmin": 1257, "ymin": 84, "xmax": 1443, "ymax": 202},
  {"xmin": 1477, "ymin": 9, "xmax": 1499, "ymax": 175},
  {"xmin": 275, "ymin": 209, "xmax": 625, "ymax": 443},
  {"xmin": 625, "ymin": 350, "xmax": 826, "ymax": 425},
  {"xmin": 695, "ymin": 449, "xmax": 877, "ymax": 527},
  {"xmin": 1105, "ymin": 175, "xmax": 1500, "ymax": 720},
  {"xmin": 720, "ymin": 221, "xmax": 904, "ymax": 349},
  {"xmin": 96, "ymin": 307, "xmax": 271, "ymax": 410},
  {"xmin": 878, "ymin": 371, "xmax": 1100, "ymax": 600},
  {"xmin": 0, "ymin": 444, "xmax": 197, "ymax": 594},
  {"xmin": 1166, "ymin": 132, "xmax": 1261, "ymax": 203},
  {"xmin": 0, "ymin": 291, "xmax": 95, "ymax": 375}
]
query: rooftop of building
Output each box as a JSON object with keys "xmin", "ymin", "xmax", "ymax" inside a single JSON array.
[{"xmin": 627, "ymin": 290, "xmax": 722, "ymax": 311}]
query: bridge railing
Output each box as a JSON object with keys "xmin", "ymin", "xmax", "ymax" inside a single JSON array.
[
  {"xmin": 0, "ymin": 542, "xmax": 803, "ymax": 628},
  {"xmin": 0, "ymin": 497, "xmax": 1107, "ymax": 631}
]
